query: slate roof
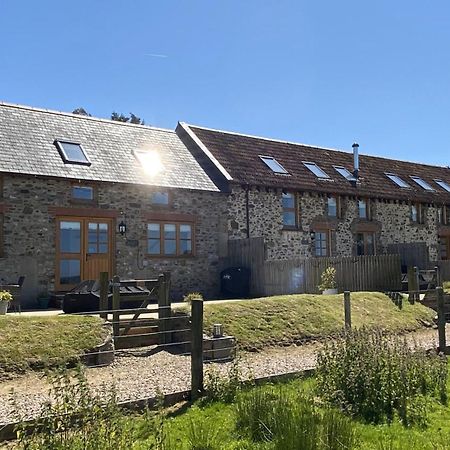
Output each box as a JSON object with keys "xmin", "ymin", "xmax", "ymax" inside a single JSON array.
[
  {"xmin": 0, "ymin": 102, "xmax": 219, "ymax": 192},
  {"xmin": 179, "ymin": 123, "xmax": 450, "ymax": 203}
]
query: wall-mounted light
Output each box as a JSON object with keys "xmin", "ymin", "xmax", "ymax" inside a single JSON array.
[
  {"xmin": 310, "ymin": 231, "xmax": 316, "ymax": 241},
  {"xmin": 118, "ymin": 220, "xmax": 127, "ymax": 236}
]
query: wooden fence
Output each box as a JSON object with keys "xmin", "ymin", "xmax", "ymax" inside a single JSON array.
[
  {"xmin": 223, "ymin": 238, "xmax": 403, "ymax": 296},
  {"xmin": 437, "ymin": 260, "xmax": 450, "ymax": 283}
]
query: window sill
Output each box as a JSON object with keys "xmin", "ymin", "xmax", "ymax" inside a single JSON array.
[
  {"xmin": 282, "ymin": 226, "xmax": 301, "ymax": 232},
  {"xmin": 145, "ymin": 254, "xmax": 196, "ymax": 259}
]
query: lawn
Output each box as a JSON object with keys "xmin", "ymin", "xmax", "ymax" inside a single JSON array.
[
  {"xmin": 202, "ymin": 292, "xmax": 435, "ymax": 351},
  {"xmin": 0, "ymin": 315, "xmax": 106, "ymax": 378}
]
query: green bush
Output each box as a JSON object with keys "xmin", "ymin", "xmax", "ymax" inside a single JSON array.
[{"xmin": 316, "ymin": 328, "xmax": 447, "ymax": 426}]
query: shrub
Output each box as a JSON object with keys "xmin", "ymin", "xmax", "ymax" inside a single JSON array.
[
  {"xmin": 0, "ymin": 290, "xmax": 13, "ymax": 303},
  {"xmin": 184, "ymin": 292, "xmax": 204, "ymax": 304},
  {"xmin": 14, "ymin": 366, "xmax": 133, "ymax": 449},
  {"xmin": 316, "ymin": 328, "xmax": 447, "ymax": 426},
  {"xmin": 318, "ymin": 267, "xmax": 337, "ymax": 291}
]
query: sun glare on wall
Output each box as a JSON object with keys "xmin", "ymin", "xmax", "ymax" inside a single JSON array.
[{"xmin": 134, "ymin": 149, "xmax": 164, "ymax": 177}]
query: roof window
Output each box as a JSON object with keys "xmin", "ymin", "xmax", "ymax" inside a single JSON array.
[
  {"xmin": 385, "ymin": 173, "xmax": 410, "ymax": 188},
  {"xmin": 303, "ymin": 162, "xmax": 330, "ymax": 179},
  {"xmin": 435, "ymin": 179, "xmax": 450, "ymax": 192},
  {"xmin": 259, "ymin": 156, "xmax": 289, "ymax": 174},
  {"xmin": 55, "ymin": 140, "xmax": 91, "ymax": 166},
  {"xmin": 334, "ymin": 166, "xmax": 356, "ymax": 181},
  {"xmin": 134, "ymin": 149, "xmax": 164, "ymax": 176},
  {"xmin": 410, "ymin": 176, "xmax": 435, "ymax": 191}
]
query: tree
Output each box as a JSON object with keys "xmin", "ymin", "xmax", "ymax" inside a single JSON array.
[
  {"xmin": 111, "ymin": 112, "xmax": 145, "ymax": 125},
  {"xmin": 72, "ymin": 107, "xmax": 91, "ymax": 116}
]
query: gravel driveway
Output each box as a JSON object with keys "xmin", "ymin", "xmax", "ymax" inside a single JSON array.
[{"xmin": 0, "ymin": 326, "xmax": 444, "ymax": 427}]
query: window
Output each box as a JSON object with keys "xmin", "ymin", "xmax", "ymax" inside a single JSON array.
[
  {"xmin": 282, "ymin": 192, "xmax": 297, "ymax": 228},
  {"xmin": 411, "ymin": 203, "xmax": 424, "ymax": 224},
  {"xmin": 435, "ymin": 179, "xmax": 450, "ymax": 193},
  {"xmin": 151, "ymin": 191, "xmax": 169, "ymax": 206},
  {"xmin": 385, "ymin": 173, "xmax": 410, "ymax": 188},
  {"xmin": 410, "ymin": 176, "xmax": 435, "ymax": 191},
  {"xmin": 54, "ymin": 140, "xmax": 91, "ymax": 165},
  {"xmin": 356, "ymin": 232, "xmax": 375, "ymax": 256},
  {"xmin": 259, "ymin": 156, "xmax": 289, "ymax": 174},
  {"xmin": 0, "ymin": 214, "xmax": 3, "ymax": 258},
  {"xmin": 303, "ymin": 162, "xmax": 330, "ymax": 179},
  {"xmin": 439, "ymin": 236, "xmax": 450, "ymax": 260},
  {"xmin": 72, "ymin": 186, "xmax": 94, "ymax": 201},
  {"xmin": 314, "ymin": 231, "xmax": 330, "ymax": 256},
  {"xmin": 334, "ymin": 166, "xmax": 356, "ymax": 181},
  {"xmin": 439, "ymin": 206, "xmax": 450, "ymax": 225},
  {"xmin": 358, "ymin": 199, "xmax": 371, "ymax": 219},
  {"xmin": 147, "ymin": 222, "xmax": 193, "ymax": 256},
  {"xmin": 326, "ymin": 196, "xmax": 340, "ymax": 217}
]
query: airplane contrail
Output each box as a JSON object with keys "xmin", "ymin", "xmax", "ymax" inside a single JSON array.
[{"xmin": 144, "ymin": 53, "xmax": 169, "ymax": 58}]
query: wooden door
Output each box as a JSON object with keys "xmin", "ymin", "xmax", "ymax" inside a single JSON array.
[
  {"xmin": 440, "ymin": 236, "xmax": 450, "ymax": 260},
  {"xmin": 56, "ymin": 217, "xmax": 114, "ymax": 290}
]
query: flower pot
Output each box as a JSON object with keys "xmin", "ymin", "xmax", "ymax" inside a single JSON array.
[
  {"xmin": 322, "ymin": 288, "xmax": 338, "ymax": 295},
  {"xmin": 0, "ymin": 301, "xmax": 8, "ymax": 315},
  {"xmin": 37, "ymin": 297, "xmax": 50, "ymax": 309}
]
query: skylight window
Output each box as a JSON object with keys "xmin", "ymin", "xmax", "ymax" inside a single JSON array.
[
  {"xmin": 334, "ymin": 166, "xmax": 356, "ymax": 181},
  {"xmin": 259, "ymin": 156, "xmax": 289, "ymax": 174},
  {"xmin": 134, "ymin": 150, "xmax": 164, "ymax": 176},
  {"xmin": 303, "ymin": 162, "xmax": 330, "ymax": 179},
  {"xmin": 55, "ymin": 140, "xmax": 91, "ymax": 166},
  {"xmin": 410, "ymin": 176, "xmax": 435, "ymax": 191},
  {"xmin": 385, "ymin": 173, "xmax": 410, "ymax": 189},
  {"xmin": 435, "ymin": 179, "xmax": 450, "ymax": 192}
]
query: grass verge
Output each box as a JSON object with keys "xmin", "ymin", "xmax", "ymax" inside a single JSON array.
[
  {"xmin": 202, "ymin": 292, "xmax": 435, "ymax": 351},
  {"xmin": 0, "ymin": 315, "xmax": 106, "ymax": 378}
]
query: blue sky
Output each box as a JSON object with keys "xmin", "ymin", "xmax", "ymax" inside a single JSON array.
[{"xmin": 1, "ymin": 1, "xmax": 449, "ymax": 165}]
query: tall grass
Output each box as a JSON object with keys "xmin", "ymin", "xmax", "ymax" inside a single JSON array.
[
  {"xmin": 316, "ymin": 328, "xmax": 447, "ymax": 426},
  {"xmin": 235, "ymin": 386, "xmax": 356, "ymax": 450}
]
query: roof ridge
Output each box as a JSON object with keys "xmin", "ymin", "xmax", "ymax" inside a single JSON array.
[
  {"xmin": 184, "ymin": 123, "xmax": 450, "ymax": 171},
  {"xmin": 0, "ymin": 101, "xmax": 175, "ymax": 134}
]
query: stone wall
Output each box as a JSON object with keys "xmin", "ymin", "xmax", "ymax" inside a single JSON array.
[
  {"xmin": 227, "ymin": 185, "xmax": 440, "ymax": 261},
  {"xmin": 0, "ymin": 174, "xmax": 226, "ymax": 306}
]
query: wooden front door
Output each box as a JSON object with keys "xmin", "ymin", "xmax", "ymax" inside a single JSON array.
[
  {"xmin": 56, "ymin": 217, "xmax": 114, "ymax": 290},
  {"xmin": 440, "ymin": 236, "xmax": 450, "ymax": 260}
]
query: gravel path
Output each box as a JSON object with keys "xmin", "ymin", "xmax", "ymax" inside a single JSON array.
[{"xmin": 0, "ymin": 326, "xmax": 445, "ymax": 426}]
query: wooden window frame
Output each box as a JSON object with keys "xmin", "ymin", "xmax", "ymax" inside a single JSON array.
[
  {"xmin": 314, "ymin": 229, "xmax": 332, "ymax": 257},
  {"xmin": 358, "ymin": 198, "xmax": 372, "ymax": 220},
  {"xmin": 282, "ymin": 192, "xmax": 298, "ymax": 229},
  {"xmin": 411, "ymin": 203, "xmax": 424, "ymax": 224},
  {"xmin": 356, "ymin": 232, "xmax": 376, "ymax": 256},
  {"xmin": 439, "ymin": 235, "xmax": 450, "ymax": 260},
  {"xmin": 146, "ymin": 221, "xmax": 195, "ymax": 258},
  {"xmin": 326, "ymin": 195, "xmax": 341, "ymax": 218},
  {"xmin": 439, "ymin": 205, "xmax": 450, "ymax": 226}
]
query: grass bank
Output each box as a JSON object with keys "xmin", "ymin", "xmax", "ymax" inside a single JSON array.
[
  {"xmin": 202, "ymin": 292, "xmax": 435, "ymax": 351},
  {"xmin": 0, "ymin": 315, "xmax": 106, "ymax": 378}
]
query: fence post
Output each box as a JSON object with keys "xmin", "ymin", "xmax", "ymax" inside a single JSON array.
[
  {"xmin": 112, "ymin": 275, "xmax": 120, "ymax": 338},
  {"xmin": 344, "ymin": 291, "xmax": 351, "ymax": 330},
  {"xmin": 99, "ymin": 272, "xmax": 109, "ymax": 320},
  {"xmin": 435, "ymin": 265, "xmax": 441, "ymax": 288},
  {"xmin": 413, "ymin": 266, "xmax": 420, "ymax": 302},
  {"xmin": 191, "ymin": 297, "xmax": 204, "ymax": 401},
  {"xmin": 397, "ymin": 292, "xmax": 403, "ymax": 310},
  {"xmin": 158, "ymin": 274, "xmax": 171, "ymax": 345},
  {"xmin": 437, "ymin": 287, "xmax": 446, "ymax": 353}
]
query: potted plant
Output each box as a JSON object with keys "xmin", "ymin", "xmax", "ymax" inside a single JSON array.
[
  {"xmin": 0, "ymin": 290, "xmax": 13, "ymax": 315},
  {"xmin": 318, "ymin": 267, "xmax": 338, "ymax": 295}
]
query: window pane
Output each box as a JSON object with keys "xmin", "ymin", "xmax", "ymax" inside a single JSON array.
[
  {"xmin": 180, "ymin": 239, "xmax": 192, "ymax": 255},
  {"xmin": 88, "ymin": 244, "xmax": 97, "ymax": 253},
  {"xmin": 358, "ymin": 200, "xmax": 367, "ymax": 218},
  {"xmin": 72, "ymin": 186, "xmax": 94, "ymax": 200},
  {"xmin": 334, "ymin": 166, "xmax": 356, "ymax": 181},
  {"xmin": 99, "ymin": 243, "xmax": 108, "ymax": 254},
  {"xmin": 58, "ymin": 142, "xmax": 90, "ymax": 164},
  {"xmin": 303, "ymin": 162, "xmax": 330, "ymax": 179},
  {"xmin": 164, "ymin": 224, "xmax": 176, "ymax": 239},
  {"xmin": 60, "ymin": 221, "xmax": 81, "ymax": 253},
  {"xmin": 315, "ymin": 232, "xmax": 327, "ymax": 256},
  {"xmin": 60, "ymin": 259, "xmax": 81, "ymax": 285},
  {"xmin": 367, "ymin": 234, "xmax": 375, "ymax": 255},
  {"xmin": 260, "ymin": 156, "xmax": 289, "ymax": 174},
  {"xmin": 148, "ymin": 239, "xmax": 160, "ymax": 255},
  {"xmin": 148, "ymin": 223, "xmax": 160, "ymax": 239},
  {"xmin": 164, "ymin": 240, "xmax": 176, "ymax": 255},
  {"xmin": 327, "ymin": 197, "xmax": 337, "ymax": 217},
  {"xmin": 180, "ymin": 224, "xmax": 192, "ymax": 240},
  {"xmin": 283, "ymin": 211, "xmax": 296, "ymax": 227},
  {"xmin": 151, "ymin": 192, "xmax": 169, "ymax": 205},
  {"xmin": 356, "ymin": 233, "xmax": 364, "ymax": 256},
  {"xmin": 411, "ymin": 176, "xmax": 434, "ymax": 191},
  {"xmin": 411, "ymin": 205, "xmax": 418, "ymax": 222},
  {"xmin": 282, "ymin": 192, "xmax": 294, "ymax": 209}
]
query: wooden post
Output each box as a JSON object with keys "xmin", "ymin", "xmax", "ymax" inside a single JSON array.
[
  {"xmin": 191, "ymin": 297, "xmax": 204, "ymax": 401},
  {"xmin": 397, "ymin": 292, "xmax": 403, "ymax": 310},
  {"xmin": 344, "ymin": 291, "xmax": 351, "ymax": 330},
  {"xmin": 99, "ymin": 272, "xmax": 109, "ymax": 320},
  {"xmin": 112, "ymin": 275, "xmax": 120, "ymax": 338},
  {"xmin": 435, "ymin": 265, "xmax": 441, "ymax": 288},
  {"xmin": 158, "ymin": 274, "xmax": 171, "ymax": 345},
  {"xmin": 414, "ymin": 266, "xmax": 420, "ymax": 301},
  {"xmin": 437, "ymin": 287, "xmax": 446, "ymax": 353},
  {"xmin": 407, "ymin": 266, "xmax": 414, "ymax": 303}
]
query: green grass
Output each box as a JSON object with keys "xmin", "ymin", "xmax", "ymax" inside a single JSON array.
[
  {"xmin": 0, "ymin": 315, "xmax": 106, "ymax": 378},
  {"xmin": 202, "ymin": 292, "xmax": 435, "ymax": 351},
  {"xmin": 130, "ymin": 372, "xmax": 450, "ymax": 450}
]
